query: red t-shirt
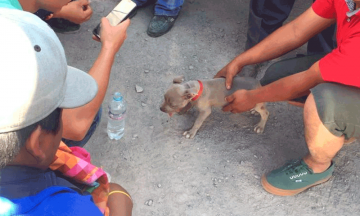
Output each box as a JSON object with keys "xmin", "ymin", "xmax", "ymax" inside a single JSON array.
[{"xmin": 312, "ymin": 0, "xmax": 360, "ymax": 87}]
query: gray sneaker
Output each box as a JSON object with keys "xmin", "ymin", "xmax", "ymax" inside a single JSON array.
[{"xmin": 147, "ymin": 15, "xmax": 178, "ymax": 37}]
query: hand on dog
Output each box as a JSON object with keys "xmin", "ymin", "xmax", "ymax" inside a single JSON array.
[
  {"xmin": 222, "ymin": 90, "xmax": 256, "ymax": 113},
  {"xmin": 214, "ymin": 61, "xmax": 242, "ymax": 90}
]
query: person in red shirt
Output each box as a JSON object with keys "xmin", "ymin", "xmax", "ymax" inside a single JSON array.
[{"xmin": 215, "ymin": 0, "xmax": 360, "ymax": 196}]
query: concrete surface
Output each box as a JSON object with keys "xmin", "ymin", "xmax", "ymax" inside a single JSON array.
[{"xmin": 58, "ymin": 0, "xmax": 360, "ymax": 215}]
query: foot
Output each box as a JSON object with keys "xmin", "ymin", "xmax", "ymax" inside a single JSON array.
[
  {"xmin": 261, "ymin": 159, "xmax": 334, "ymax": 196},
  {"xmin": 46, "ymin": 18, "xmax": 80, "ymax": 34},
  {"xmin": 147, "ymin": 15, "xmax": 178, "ymax": 37}
]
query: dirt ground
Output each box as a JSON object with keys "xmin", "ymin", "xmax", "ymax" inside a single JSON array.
[{"xmin": 57, "ymin": 0, "xmax": 360, "ymax": 215}]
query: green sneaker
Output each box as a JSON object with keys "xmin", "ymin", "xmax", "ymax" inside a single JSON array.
[
  {"xmin": 261, "ymin": 159, "xmax": 334, "ymax": 196},
  {"xmin": 147, "ymin": 15, "xmax": 178, "ymax": 37}
]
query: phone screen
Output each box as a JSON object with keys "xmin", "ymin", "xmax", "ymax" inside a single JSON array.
[{"xmin": 93, "ymin": 0, "xmax": 136, "ymax": 38}]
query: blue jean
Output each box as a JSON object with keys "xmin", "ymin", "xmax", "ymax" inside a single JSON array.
[
  {"xmin": 62, "ymin": 107, "xmax": 102, "ymax": 147},
  {"xmin": 132, "ymin": 0, "xmax": 184, "ymax": 16},
  {"xmin": 246, "ymin": 0, "xmax": 336, "ymax": 54}
]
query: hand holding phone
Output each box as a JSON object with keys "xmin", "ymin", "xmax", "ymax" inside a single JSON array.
[{"xmin": 93, "ymin": 0, "xmax": 136, "ymax": 39}]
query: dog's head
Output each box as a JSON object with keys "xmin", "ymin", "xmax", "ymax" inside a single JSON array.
[{"xmin": 160, "ymin": 76, "xmax": 198, "ymax": 117}]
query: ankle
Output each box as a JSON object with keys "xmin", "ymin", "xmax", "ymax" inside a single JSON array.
[{"xmin": 303, "ymin": 157, "xmax": 331, "ymax": 173}]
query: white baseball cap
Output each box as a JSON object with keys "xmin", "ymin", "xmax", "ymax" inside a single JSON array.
[{"xmin": 0, "ymin": 9, "xmax": 98, "ymax": 133}]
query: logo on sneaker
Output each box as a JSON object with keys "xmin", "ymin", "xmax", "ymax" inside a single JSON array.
[{"xmin": 289, "ymin": 172, "xmax": 307, "ymax": 180}]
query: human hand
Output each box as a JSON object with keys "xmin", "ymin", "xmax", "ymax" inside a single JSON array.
[
  {"xmin": 222, "ymin": 90, "xmax": 257, "ymax": 114},
  {"xmin": 214, "ymin": 61, "xmax": 242, "ymax": 90},
  {"xmin": 93, "ymin": 18, "xmax": 130, "ymax": 54},
  {"xmin": 52, "ymin": 0, "xmax": 93, "ymax": 24}
]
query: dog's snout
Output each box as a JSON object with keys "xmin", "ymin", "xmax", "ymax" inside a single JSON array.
[{"xmin": 160, "ymin": 107, "xmax": 165, "ymax": 112}]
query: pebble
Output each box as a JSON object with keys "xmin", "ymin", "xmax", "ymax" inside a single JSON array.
[
  {"xmin": 145, "ymin": 199, "xmax": 153, "ymax": 206},
  {"xmin": 189, "ymin": 65, "xmax": 194, "ymax": 70},
  {"xmin": 141, "ymin": 103, "xmax": 147, "ymax": 107},
  {"xmin": 157, "ymin": 184, "xmax": 162, "ymax": 188},
  {"xmin": 133, "ymin": 134, "xmax": 138, "ymax": 138},
  {"xmin": 144, "ymin": 70, "xmax": 150, "ymax": 73},
  {"xmin": 149, "ymin": 125, "xmax": 154, "ymax": 129},
  {"xmin": 254, "ymin": 175, "xmax": 260, "ymax": 179},
  {"xmin": 135, "ymin": 85, "xmax": 144, "ymax": 93}
]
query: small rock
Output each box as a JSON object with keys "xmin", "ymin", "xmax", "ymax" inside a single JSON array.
[
  {"xmin": 145, "ymin": 199, "xmax": 153, "ymax": 206},
  {"xmin": 144, "ymin": 70, "xmax": 150, "ymax": 73},
  {"xmin": 141, "ymin": 102, "xmax": 147, "ymax": 107},
  {"xmin": 254, "ymin": 175, "xmax": 260, "ymax": 179},
  {"xmin": 133, "ymin": 134, "xmax": 138, "ymax": 138},
  {"xmin": 149, "ymin": 125, "xmax": 154, "ymax": 129},
  {"xmin": 135, "ymin": 85, "xmax": 144, "ymax": 93},
  {"xmin": 254, "ymin": 155, "xmax": 258, "ymax": 158},
  {"xmin": 189, "ymin": 65, "xmax": 194, "ymax": 70},
  {"xmin": 157, "ymin": 184, "xmax": 162, "ymax": 188}
]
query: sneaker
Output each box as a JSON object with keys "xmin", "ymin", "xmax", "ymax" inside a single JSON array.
[
  {"xmin": 261, "ymin": 159, "xmax": 334, "ymax": 196},
  {"xmin": 147, "ymin": 15, "xmax": 178, "ymax": 37},
  {"xmin": 46, "ymin": 18, "xmax": 80, "ymax": 34},
  {"xmin": 344, "ymin": 137, "xmax": 357, "ymax": 145}
]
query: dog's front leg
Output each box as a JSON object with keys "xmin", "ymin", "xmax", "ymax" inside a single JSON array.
[{"xmin": 183, "ymin": 108, "xmax": 211, "ymax": 139}]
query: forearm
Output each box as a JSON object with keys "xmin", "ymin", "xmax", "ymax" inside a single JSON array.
[
  {"xmin": 250, "ymin": 62, "xmax": 324, "ymax": 104},
  {"xmin": 108, "ymin": 183, "xmax": 133, "ymax": 216},
  {"xmin": 232, "ymin": 8, "xmax": 335, "ymax": 68},
  {"xmin": 62, "ymin": 47, "xmax": 116, "ymax": 140}
]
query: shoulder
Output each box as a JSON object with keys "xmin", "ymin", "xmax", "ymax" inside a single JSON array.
[
  {"xmin": 0, "ymin": 0, "xmax": 23, "ymax": 10},
  {"xmin": 11, "ymin": 186, "xmax": 103, "ymax": 216}
]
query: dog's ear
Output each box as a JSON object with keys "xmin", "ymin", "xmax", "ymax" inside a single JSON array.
[
  {"xmin": 183, "ymin": 88, "xmax": 198, "ymax": 100},
  {"xmin": 173, "ymin": 76, "xmax": 185, "ymax": 84}
]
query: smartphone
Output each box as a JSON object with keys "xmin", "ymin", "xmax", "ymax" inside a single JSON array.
[{"xmin": 93, "ymin": 0, "xmax": 136, "ymax": 39}]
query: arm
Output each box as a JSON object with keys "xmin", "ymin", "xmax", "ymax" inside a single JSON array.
[
  {"xmin": 223, "ymin": 62, "xmax": 324, "ymax": 113},
  {"xmin": 62, "ymin": 18, "xmax": 130, "ymax": 141},
  {"xmin": 51, "ymin": 0, "xmax": 92, "ymax": 24},
  {"xmin": 108, "ymin": 183, "xmax": 133, "ymax": 216},
  {"xmin": 215, "ymin": 7, "xmax": 335, "ymax": 89}
]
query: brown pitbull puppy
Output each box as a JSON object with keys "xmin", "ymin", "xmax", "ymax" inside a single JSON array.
[{"xmin": 160, "ymin": 76, "xmax": 269, "ymax": 138}]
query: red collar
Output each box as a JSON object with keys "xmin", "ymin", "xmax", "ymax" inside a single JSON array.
[{"xmin": 191, "ymin": 80, "xmax": 203, "ymax": 101}]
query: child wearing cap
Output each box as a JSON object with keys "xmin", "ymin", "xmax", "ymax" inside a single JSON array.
[{"xmin": 0, "ymin": 9, "xmax": 132, "ymax": 215}]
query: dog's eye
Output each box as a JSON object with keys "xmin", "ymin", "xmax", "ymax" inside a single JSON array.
[{"xmin": 169, "ymin": 104, "xmax": 176, "ymax": 109}]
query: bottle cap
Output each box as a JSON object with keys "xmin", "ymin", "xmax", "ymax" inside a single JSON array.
[{"xmin": 113, "ymin": 92, "xmax": 123, "ymax": 101}]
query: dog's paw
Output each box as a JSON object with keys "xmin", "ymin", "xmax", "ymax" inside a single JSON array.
[
  {"xmin": 183, "ymin": 130, "xmax": 196, "ymax": 139},
  {"xmin": 254, "ymin": 124, "xmax": 264, "ymax": 134},
  {"xmin": 250, "ymin": 109, "xmax": 259, "ymax": 116}
]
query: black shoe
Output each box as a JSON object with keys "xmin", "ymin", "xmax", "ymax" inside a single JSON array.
[
  {"xmin": 147, "ymin": 15, "xmax": 178, "ymax": 37},
  {"xmin": 46, "ymin": 18, "xmax": 80, "ymax": 34}
]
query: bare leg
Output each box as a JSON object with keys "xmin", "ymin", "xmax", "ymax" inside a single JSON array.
[
  {"xmin": 302, "ymin": 94, "xmax": 344, "ymax": 173},
  {"xmin": 183, "ymin": 108, "xmax": 211, "ymax": 139}
]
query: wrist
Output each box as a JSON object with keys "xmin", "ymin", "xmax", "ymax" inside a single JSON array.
[
  {"xmin": 248, "ymin": 89, "xmax": 262, "ymax": 104},
  {"xmin": 100, "ymin": 44, "xmax": 118, "ymax": 56}
]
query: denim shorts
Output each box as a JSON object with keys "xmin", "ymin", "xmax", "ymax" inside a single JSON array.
[{"xmin": 260, "ymin": 55, "xmax": 360, "ymax": 139}]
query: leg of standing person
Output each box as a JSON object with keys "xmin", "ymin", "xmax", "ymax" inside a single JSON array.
[
  {"xmin": 147, "ymin": 0, "xmax": 184, "ymax": 37},
  {"xmin": 306, "ymin": 0, "xmax": 337, "ymax": 55},
  {"xmin": 242, "ymin": 0, "xmax": 296, "ymax": 77}
]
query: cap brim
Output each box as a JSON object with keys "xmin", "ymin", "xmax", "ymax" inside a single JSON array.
[{"xmin": 59, "ymin": 66, "xmax": 98, "ymax": 109}]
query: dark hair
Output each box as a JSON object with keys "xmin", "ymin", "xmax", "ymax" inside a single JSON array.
[{"xmin": 0, "ymin": 108, "xmax": 62, "ymax": 168}]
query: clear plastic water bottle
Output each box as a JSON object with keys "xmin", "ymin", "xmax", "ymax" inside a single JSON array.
[{"xmin": 107, "ymin": 92, "xmax": 126, "ymax": 140}]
